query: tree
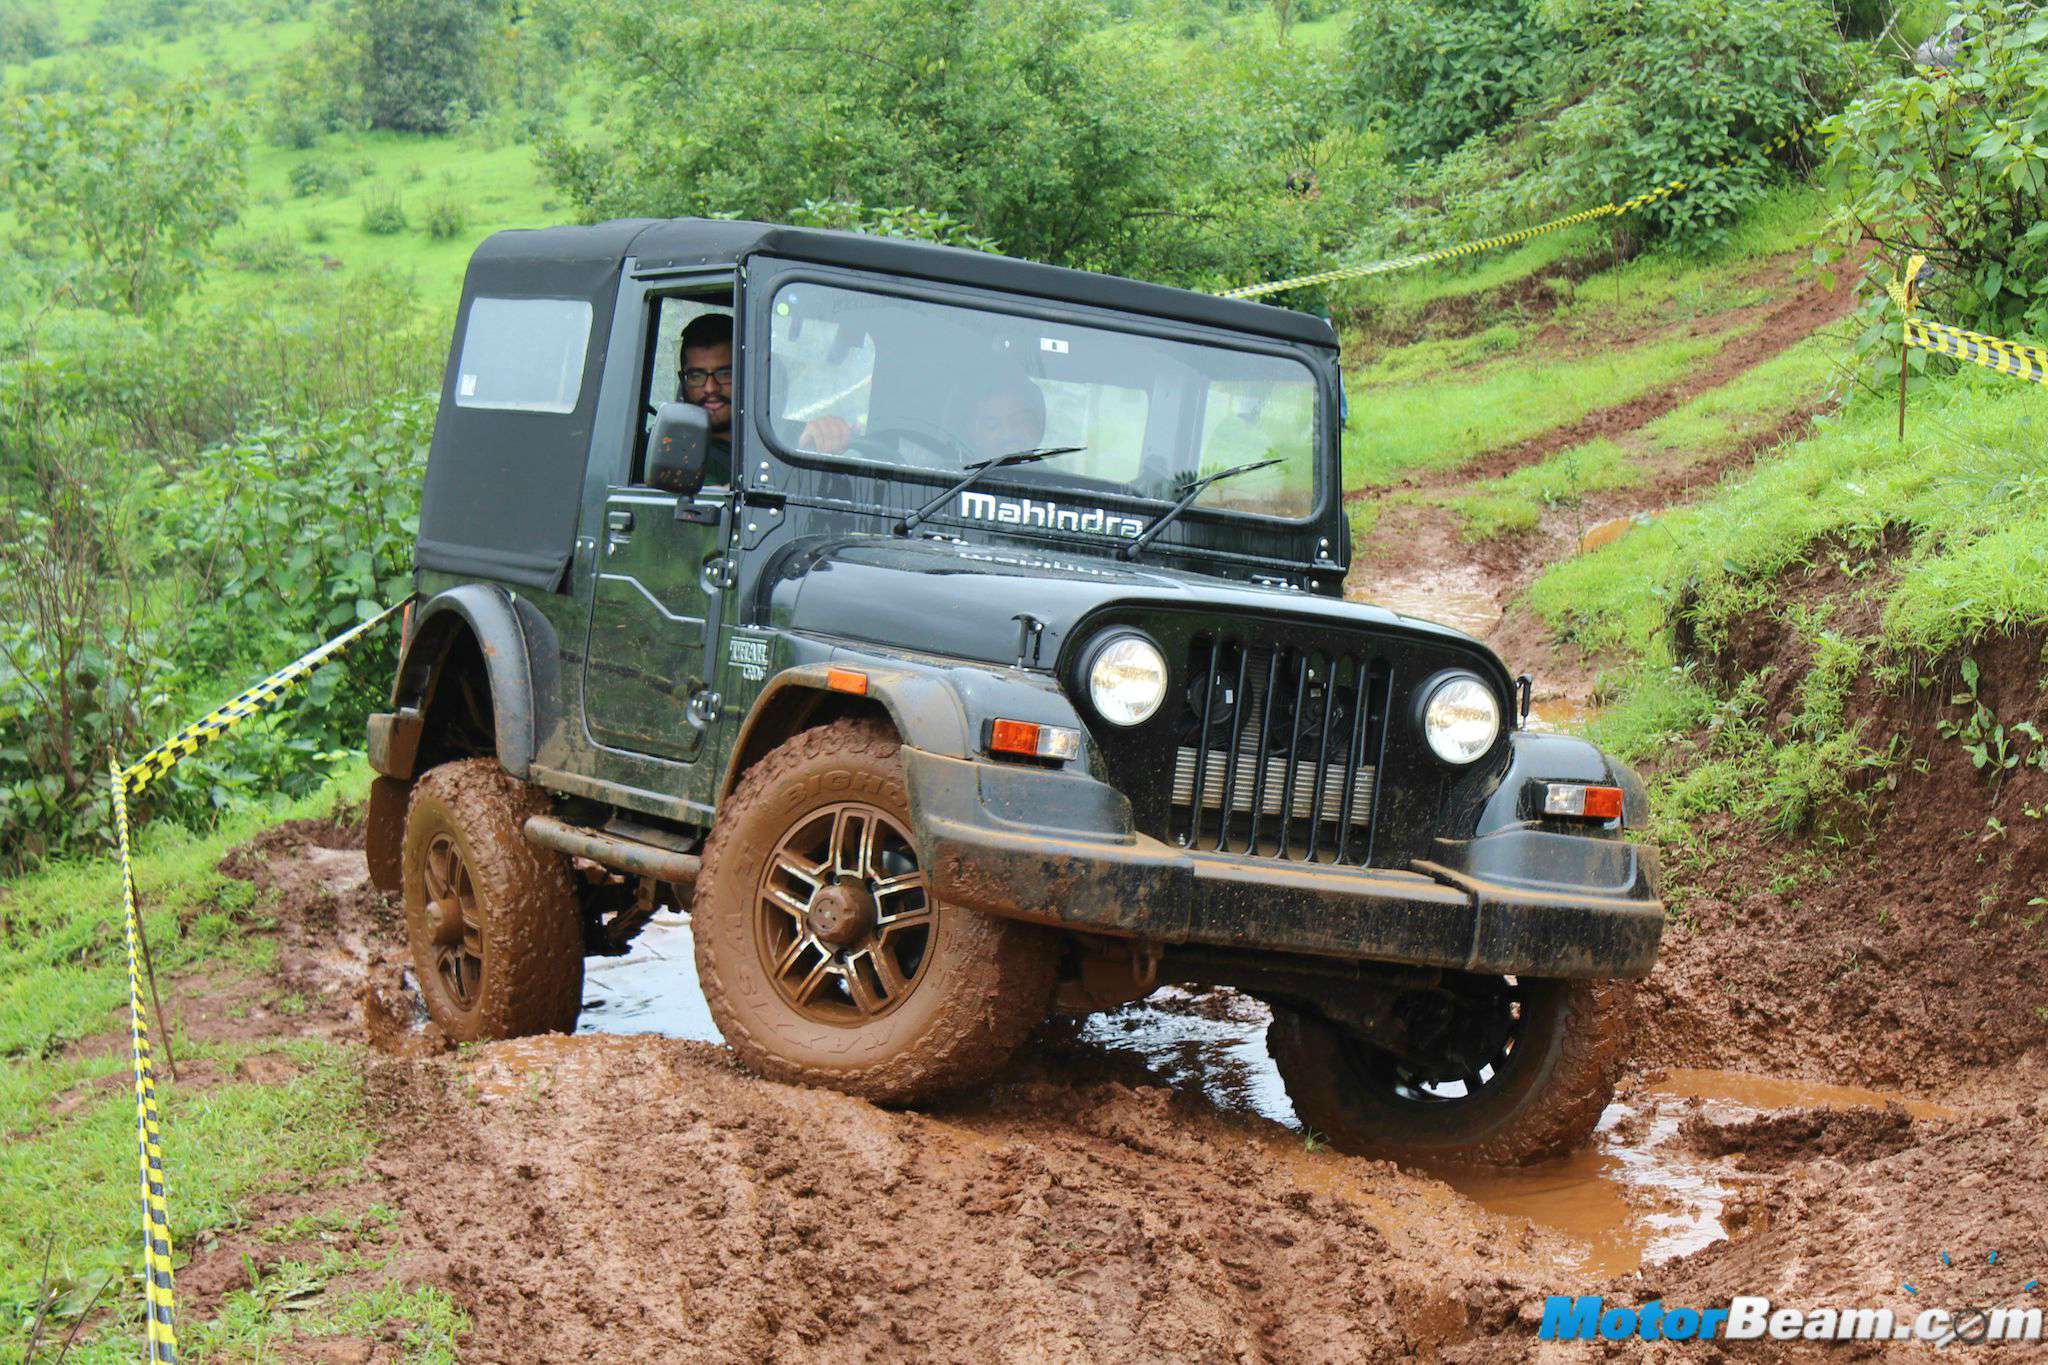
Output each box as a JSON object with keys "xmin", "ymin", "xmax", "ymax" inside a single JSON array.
[
  {"xmin": 539, "ymin": 0, "xmax": 1358, "ymax": 288},
  {"xmin": 340, "ymin": 0, "xmax": 497, "ymax": 134},
  {"xmin": 0, "ymin": 81, "xmax": 246, "ymax": 315}
]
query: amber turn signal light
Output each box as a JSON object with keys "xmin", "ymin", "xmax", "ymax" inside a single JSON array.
[
  {"xmin": 826, "ymin": 668, "xmax": 868, "ymax": 695},
  {"xmin": 986, "ymin": 719, "xmax": 1082, "ymax": 762}
]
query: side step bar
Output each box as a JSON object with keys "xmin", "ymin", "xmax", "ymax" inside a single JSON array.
[{"xmin": 523, "ymin": 815, "xmax": 702, "ymax": 888}]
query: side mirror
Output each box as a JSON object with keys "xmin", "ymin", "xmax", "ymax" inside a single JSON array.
[{"xmin": 647, "ymin": 401, "xmax": 711, "ymax": 499}]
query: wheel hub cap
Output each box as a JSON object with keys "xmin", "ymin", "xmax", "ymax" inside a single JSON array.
[
  {"xmin": 755, "ymin": 801, "xmax": 935, "ymax": 1023},
  {"xmin": 806, "ymin": 882, "xmax": 877, "ymax": 947}
]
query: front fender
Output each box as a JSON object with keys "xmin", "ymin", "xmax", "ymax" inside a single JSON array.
[
  {"xmin": 394, "ymin": 585, "xmax": 541, "ymax": 777},
  {"xmin": 721, "ymin": 649, "xmax": 1099, "ymax": 803}
]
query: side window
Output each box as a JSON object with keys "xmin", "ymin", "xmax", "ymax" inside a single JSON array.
[
  {"xmin": 636, "ymin": 293, "xmax": 735, "ymax": 488},
  {"xmin": 454, "ymin": 297, "xmax": 593, "ymax": 413}
]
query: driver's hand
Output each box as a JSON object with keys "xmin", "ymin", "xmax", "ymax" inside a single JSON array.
[{"xmin": 798, "ymin": 415, "xmax": 853, "ymax": 454}]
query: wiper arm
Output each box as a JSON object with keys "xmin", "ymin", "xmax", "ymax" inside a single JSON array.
[
  {"xmin": 895, "ymin": 446, "xmax": 1086, "ymax": 536},
  {"xmin": 1119, "ymin": 458, "xmax": 1283, "ymax": 561}
]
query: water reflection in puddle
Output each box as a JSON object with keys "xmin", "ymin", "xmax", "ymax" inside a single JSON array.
[
  {"xmin": 1071, "ymin": 988, "xmax": 1940, "ymax": 1278},
  {"xmin": 577, "ymin": 909, "xmax": 723, "ymax": 1043}
]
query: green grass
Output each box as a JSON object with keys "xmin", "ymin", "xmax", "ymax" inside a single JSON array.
[
  {"xmin": 0, "ymin": 769, "xmax": 403, "ymax": 1361},
  {"xmin": 1453, "ymin": 437, "xmax": 1642, "ymax": 539},
  {"xmin": 1520, "ymin": 371, "xmax": 2048, "ymax": 825}
]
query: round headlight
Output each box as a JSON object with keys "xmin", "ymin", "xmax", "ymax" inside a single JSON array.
[
  {"xmin": 1086, "ymin": 634, "xmax": 1168, "ymax": 726},
  {"xmin": 1422, "ymin": 675, "xmax": 1500, "ymax": 764}
]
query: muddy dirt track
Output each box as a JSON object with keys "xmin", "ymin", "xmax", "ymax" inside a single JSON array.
[{"xmin": 143, "ymin": 804, "xmax": 2045, "ymax": 1364}]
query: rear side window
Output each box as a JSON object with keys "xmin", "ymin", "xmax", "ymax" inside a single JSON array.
[{"xmin": 453, "ymin": 296, "xmax": 594, "ymax": 413}]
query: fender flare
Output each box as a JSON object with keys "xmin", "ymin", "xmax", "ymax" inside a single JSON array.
[
  {"xmin": 396, "ymin": 585, "xmax": 539, "ymax": 777},
  {"xmin": 718, "ymin": 655, "xmax": 1088, "ymax": 803}
]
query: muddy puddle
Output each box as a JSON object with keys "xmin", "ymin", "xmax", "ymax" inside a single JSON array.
[
  {"xmin": 577, "ymin": 908, "xmax": 721, "ymax": 1043},
  {"xmin": 571, "ymin": 922, "xmax": 1939, "ymax": 1281},
  {"xmin": 1353, "ymin": 566, "xmax": 1501, "ymax": 638},
  {"xmin": 1523, "ymin": 697, "xmax": 1597, "ymax": 734}
]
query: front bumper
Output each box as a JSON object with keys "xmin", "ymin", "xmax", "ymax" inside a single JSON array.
[{"xmin": 904, "ymin": 747, "xmax": 1663, "ymax": 980}]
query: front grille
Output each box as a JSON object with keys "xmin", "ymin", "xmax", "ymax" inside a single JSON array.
[{"xmin": 1170, "ymin": 635, "xmax": 1390, "ymax": 864}]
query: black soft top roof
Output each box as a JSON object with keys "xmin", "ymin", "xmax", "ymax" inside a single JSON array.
[{"xmin": 466, "ymin": 217, "xmax": 1338, "ymax": 349}]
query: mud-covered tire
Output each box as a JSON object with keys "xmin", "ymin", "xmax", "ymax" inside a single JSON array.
[
  {"xmin": 401, "ymin": 759, "xmax": 584, "ymax": 1042},
  {"xmin": 1268, "ymin": 978, "xmax": 1634, "ymax": 1166},
  {"xmin": 694, "ymin": 717, "xmax": 1056, "ymax": 1104}
]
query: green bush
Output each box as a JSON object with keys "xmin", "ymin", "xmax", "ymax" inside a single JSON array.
[
  {"xmin": 338, "ymin": 0, "xmax": 497, "ymax": 134},
  {"xmin": 0, "ymin": 1, "xmax": 61, "ymax": 64},
  {"xmin": 1344, "ymin": 0, "xmax": 1557, "ymax": 162},
  {"xmin": 1821, "ymin": 0, "xmax": 2048, "ymax": 345},
  {"xmin": 218, "ymin": 230, "xmax": 306, "ymax": 273},
  {"xmin": 289, "ymin": 158, "xmax": 351, "ymax": 198},
  {"xmin": 418, "ymin": 195, "xmax": 469, "ymax": 240},
  {"xmin": 359, "ymin": 187, "xmax": 407, "ymax": 234},
  {"xmin": 1528, "ymin": 0, "xmax": 1853, "ymax": 243}
]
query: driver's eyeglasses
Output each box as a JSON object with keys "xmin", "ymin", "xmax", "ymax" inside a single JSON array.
[{"xmin": 680, "ymin": 366, "xmax": 734, "ymax": 387}]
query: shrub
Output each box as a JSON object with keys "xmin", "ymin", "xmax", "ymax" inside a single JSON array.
[
  {"xmin": 1527, "ymin": 0, "xmax": 1854, "ymax": 243},
  {"xmin": 1821, "ymin": 0, "xmax": 2048, "ymax": 346},
  {"xmin": 1344, "ymin": 0, "xmax": 1558, "ymax": 162},
  {"xmin": 217, "ymin": 230, "xmax": 305, "ymax": 272},
  {"xmin": 419, "ymin": 195, "xmax": 468, "ymax": 240},
  {"xmin": 0, "ymin": 1, "xmax": 61, "ymax": 64},
  {"xmin": 0, "ymin": 80, "xmax": 248, "ymax": 315},
  {"xmin": 337, "ymin": 0, "xmax": 497, "ymax": 134},
  {"xmin": 359, "ymin": 187, "xmax": 407, "ymax": 234},
  {"xmin": 289, "ymin": 158, "xmax": 350, "ymax": 198},
  {"xmin": 304, "ymin": 218, "xmax": 333, "ymax": 244}
]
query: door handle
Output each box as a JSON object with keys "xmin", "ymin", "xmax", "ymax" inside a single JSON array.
[{"xmin": 606, "ymin": 509, "xmax": 635, "ymax": 537}]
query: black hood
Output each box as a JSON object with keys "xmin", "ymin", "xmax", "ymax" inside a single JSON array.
[{"xmin": 769, "ymin": 536, "xmax": 1512, "ymax": 685}]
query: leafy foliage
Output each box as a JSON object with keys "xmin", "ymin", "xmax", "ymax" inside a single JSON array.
[
  {"xmin": 542, "ymin": 0, "xmax": 1382, "ymax": 288},
  {"xmin": 0, "ymin": 1, "xmax": 59, "ymax": 64},
  {"xmin": 1344, "ymin": 0, "xmax": 1557, "ymax": 162},
  {"xmin": 339, "ymin": 0, "xmax": 500, "ymax": 134},
  {"xmin": 0, "ymin": 81, "xmax": 248, "ymax": 315},
  {"xmin": 1821, "ymin": 0, "xmax": 2048, "ymax": 346},
  {"xmin": 1529, "ymin": 0, "xmax": 1851, "ymax": 242}
]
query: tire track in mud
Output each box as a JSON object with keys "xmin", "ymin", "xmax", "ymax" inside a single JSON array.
[{"xmin": 1347, "ymin": 260, "xmax": 1859, "ymax": 507}]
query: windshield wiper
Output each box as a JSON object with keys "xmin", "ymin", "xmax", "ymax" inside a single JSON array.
[
  {"xmin": 1119, "ymin": 458, "xmax": 1283, "ymax": 561},
  {"xmin": 895, "ymin": 446, "xmax": 1086, "ymax": 537}
]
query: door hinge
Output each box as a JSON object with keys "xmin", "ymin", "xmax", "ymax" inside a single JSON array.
[{"xmin": 703, "ymin": 556, "xmax": 738, "ymax": 591}]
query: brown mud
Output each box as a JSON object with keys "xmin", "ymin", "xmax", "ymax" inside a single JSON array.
[{"xmin": 128, "ymin": 816, "xmax": 2045, "ymax": 1360}]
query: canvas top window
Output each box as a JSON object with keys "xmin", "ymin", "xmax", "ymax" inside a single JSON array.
[
  {"xmin": 453, "ymin": 296, "xmax": 594, "ymax": 414},
  {"xmin": 764, "ymin": 281, "xmax": 1320, "ymax": 521}
]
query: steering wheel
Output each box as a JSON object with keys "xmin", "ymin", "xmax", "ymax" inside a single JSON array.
[{"xmin": 852, "ymin": 417, "xmax": 969, "ymax": 467}]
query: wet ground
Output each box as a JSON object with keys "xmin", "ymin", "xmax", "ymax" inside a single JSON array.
[{"xmin": 569, "ymin": 914, "xmax": 1943, "ymax": 1284}]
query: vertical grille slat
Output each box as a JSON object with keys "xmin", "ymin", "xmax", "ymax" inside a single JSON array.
[
  {"xmin": 1245, "ymin": 648, "xmax": 1282, "ymax": 856},
  {"xmin": 1215, "ymin": 646, "xmax": 1251, "ymax": 852},
  {"xmin": 1277, "ymin": 650, "xmax": 1309, "ymax": 859},
  {"xmin": 1166, "ymin": 632, "xmax": 1387, "ymax": 867},
  {"xmin": 1335, "ymin": 659, "xmax": 1371, "ymax": 864},
  {"xmin": 1187, "ymin": 636, "xmax": 1218, "ymax": 850}
]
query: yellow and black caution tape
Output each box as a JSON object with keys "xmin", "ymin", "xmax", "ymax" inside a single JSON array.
[
  {"xmin": 1220, "ymin": 120, "xmax": 1815, "ymax": 302},
  {"xmin": 104, "ymin": 599, "xmax": 406, "ymax": 1359},
  {"xmin": 110, "ymin": 763, "xmax": 177, "ymax": 1364},
  {"xmin": 1904, "ymin": 318, "xmax": 2048, "ymax": 385},
  {"xmin": 123, "ymin": 603, "xmax": 407, "ymax": 795}
]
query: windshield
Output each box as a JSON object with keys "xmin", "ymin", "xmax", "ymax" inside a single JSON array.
[{"xmin": 765, "ymin": 280, "xmax": 1319, "ymax": 521}]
